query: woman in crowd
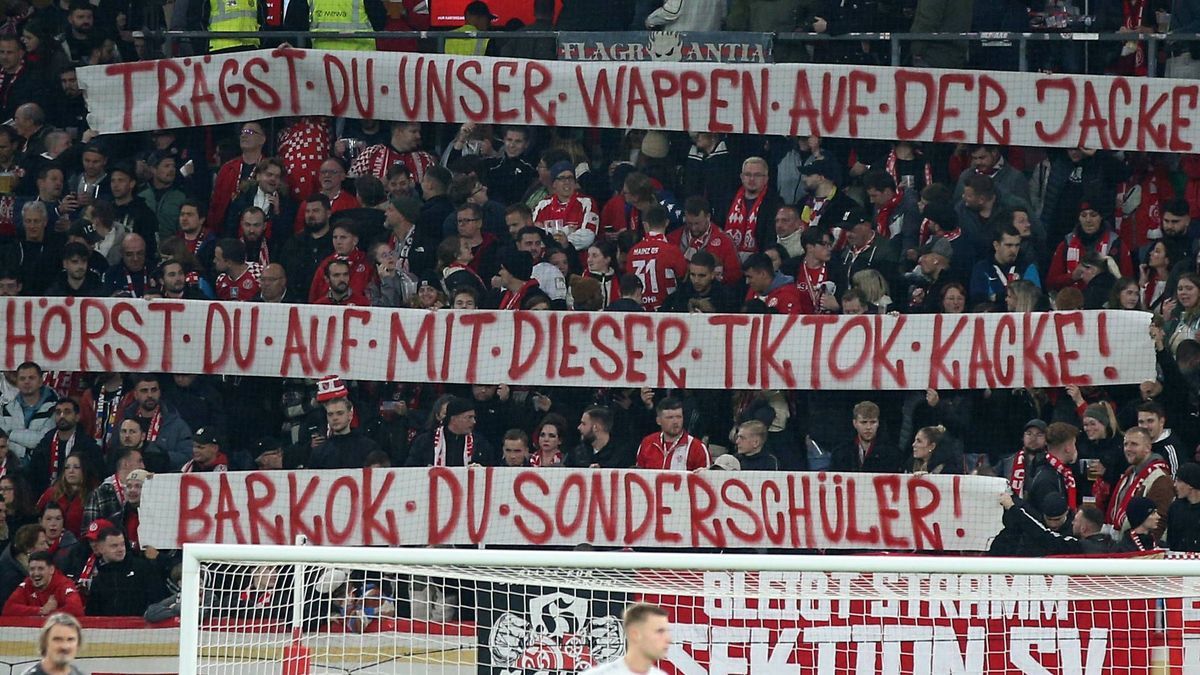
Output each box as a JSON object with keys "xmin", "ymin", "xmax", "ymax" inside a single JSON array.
[
  {"xmin": 1166, "ymin": 273, "xmax": 1200, "ymax": 351},
  {"xmin": 531, "ymin": 414, "xmax": 569, "ymax": 467},
  {"xmin": 905, "ymin": 425, "xmax": 964, "ymax": 475},
  {"xmin": 1, "ymin": 474, "xmax": 37, "ymax": 536},
  {"xmin": 851, "ymin": 269, "xmax": 892, "ymax": 314},
  {"xmin": 1046, "ymin": 201, "xmax": 1134, "ymax": 292},
  {"xmin": 1139, "ymin": 241, "xmax": 1180, "ymax": 314},
  {"xmin": 584, "ymin": 241, "xmax": 622, "ymax": 307},
  {"xmin": 939, "ymin": 282, "xmax": 967, "ymax": 314},
  {"xmin": 1107, "ymin": 277, "xmax": 1143, "ymax": 311},
  {"xmin": 36, "ymin": 452, "xmax": 96, "ymax": 537}
]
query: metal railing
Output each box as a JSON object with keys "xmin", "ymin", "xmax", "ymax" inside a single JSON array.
[{"xmin": 147, "ymin": 29, "xmax": 1200, "ymax": 75}]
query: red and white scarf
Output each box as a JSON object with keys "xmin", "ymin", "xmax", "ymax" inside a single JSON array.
[
  {"xmin": 48, "ymin": 432, "xmax": 75, "ymax": 484},
  {"xmin": 530, "ymin": 450, "xmax": 562, "ymax": 467},
  {"xmin": 1107, "ymin": 458, "xmax": 1169, "ymax": 527},
  {"xmin": 874, "ymin": 190, "xmax": 907, "ymax": 239},
  {"xmin": 1065, "ymin": 230, "xmax": 1116, "ymax": 271},
  {"xmin": 1009, "ymin": 449, "xmax": 1031, "ymax": 497},
  {"xmin": 679, "ymin": 226, "xmax": 715, "ymax": 260},
  {"xmin": 110, "ymin": 473, "xmax": 127, "ymax": 507},
  {"xmin": 143, "ymin": 410, "xmax": 162, "ymax": 442},
  {"xmin": 726, "ymin": 187, "xmax": 766, "ymax": 256},
  {"xmin": 800, "ymin": 263, "xmax": 829, "ymax": 312},
  {"xmin": 1045, "ymin": 453, "xmax": 1077, "ymax": 510},
  {"xmin": 433, "ymin": 426, "xmax": 473, "ymax": 467},
  {"xmin": 500, "ymin": 279, "xmax": 539, "ymax": 310},
  {"xmin": 77, "ymin": 553, "xmax": 97, "ymax": 591}
]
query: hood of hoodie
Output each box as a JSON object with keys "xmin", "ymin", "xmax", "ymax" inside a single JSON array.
[{"xmin": 767, "ymin": 272, "xmax": 795, "ymax": 294}]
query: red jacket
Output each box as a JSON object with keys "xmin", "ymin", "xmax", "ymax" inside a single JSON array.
[
  {"xmin": 209, "ymin": 157, "xmax": 256, "ymax": 232},
  {"xmin": 309, "ymin": 249, "xmax": 378, "ymax": 303},
  {"xmin": 668, "ymin": 225, "xmax": 742, "ymax": 286},
  {"xmin": 2, "ymin": 571, "xmax": 85, "ymax": 617},
  {"xmin": 636, "ymin": 432, "xmax": 710, "ymax": 471}
]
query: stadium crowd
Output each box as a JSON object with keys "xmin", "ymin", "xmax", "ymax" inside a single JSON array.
[{"xmin": 0, "ymin": 0, "xmax": 1199, "ymax": 623}]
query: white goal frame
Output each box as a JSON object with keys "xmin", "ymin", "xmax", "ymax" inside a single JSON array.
[{"xmin": 179, "ymin": 544, "xmax": 1200, "ymax": 674}]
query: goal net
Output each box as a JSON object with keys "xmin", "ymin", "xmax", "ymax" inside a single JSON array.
[{"xmin": 180, "ymin": 545, "xmax": 1200, "ymax": 675}]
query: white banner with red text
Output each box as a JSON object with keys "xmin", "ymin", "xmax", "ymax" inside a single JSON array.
[
  {"xmin": 78, "ymin": 47, "xmax": 1200, "ymax": 152},
  {"xmin": 642, "ymin": 572, "xmax": 1193, "ymax": 675},
  {"xmin": 2, "ymin": 298, "xmax": 1155, "ymax": 390},
  {"xmin": 139, "ymin": 467, "xmax": 1006, "ymax": 551}
]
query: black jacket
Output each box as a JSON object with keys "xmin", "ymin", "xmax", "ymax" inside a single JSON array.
[
  {"xmin": 27, "ymin": 427, "xmax": 106, "ymax": 495},
  {"xmin": 278, "ymin": 230, "xmax": 333, "ymax": 299},
  {"xmin": 406, "ymin": 427, "xmax": 495, "ymax": 467},
  {"xmin": 566, "ymin": 439, "xmax": 635, "ymax": 469},
  {"xmin": 43, "ymin": 271, "xmax": 107, "ymax": 297},
  {"xmin": 307, "ymin": 431, "xmax": 381, "ymax": 470},
  {"xmin": 661, "ymin": 280, "xmax": 740, "ymax": 314},
  {"xmin": 1167, "ymin": 498, "xmax": 1200, "ymax": 552},
  {"xmin": 87, "ymin": 554, "xmax": 167, "ymax": 617},
  {"xmin": 832, "ymin": 438, "xmax": 904, "ymax": 473}
]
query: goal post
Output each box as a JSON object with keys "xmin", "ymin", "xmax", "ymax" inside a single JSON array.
[{"xmin": 180, "ymin": 543, "xmax": 1200, "ymax": 674}]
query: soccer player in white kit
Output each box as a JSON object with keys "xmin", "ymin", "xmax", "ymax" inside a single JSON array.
[{"xmin": 587, "ymin": 603, "xmax": 672, "ymax": 675}]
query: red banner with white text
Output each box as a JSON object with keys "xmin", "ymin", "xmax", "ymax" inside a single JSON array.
[
  {"xmin": 1, "ymin": 299, "xmax": 1155, "ymax": 390},
  {"xmin": 647, "ymin": 571, "xmax": 1164, "ymax": 674},
  {"xmin": 78, "ymin": 48, "xmax": 1200, "ymax": 152},
  {"xmin": 138, "ymin": 468, "xmax": 1007, "ymax": 550}
]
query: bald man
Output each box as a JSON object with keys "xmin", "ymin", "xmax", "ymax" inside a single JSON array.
[
  {"xmin": 256, "ymin": 263, "xmax": 292, "ymax": 303},
  {"xmin": 102, "ymin": 233, "xmax": 150, "ymax": 297}
]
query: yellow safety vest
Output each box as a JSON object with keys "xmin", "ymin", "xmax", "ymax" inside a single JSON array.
[
  {"xmin": 443, "ymin": 25, "xmax": 488, "ymax": 56},
  {"xmin": 310, "ymin": 0, "xmax": 375, "ymax": 51},
  {"xmin": 209, "ymin": 0, "xmax": 260, "ymax": 52}
]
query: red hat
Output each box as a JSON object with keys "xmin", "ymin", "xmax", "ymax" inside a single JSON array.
[
  {"xmin": 316, "ymin": 375, "xmax": 348, "ymax": 403},
  {"xmin": 84, "ymin": 519, "xmax": 115, "ymax": 541}
]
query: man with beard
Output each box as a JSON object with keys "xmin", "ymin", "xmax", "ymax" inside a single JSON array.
[
  {"xmin": 28, "ymin": 399, "xmax": 103, "ymax": 495},
  {"xmin": 111, "ymin": 375, "xmax": 191, "ymax": 471},
  {"xmin": 156, "ymin": 259, "xmax": 206, "ymax": 300},
  {"xmin": 568, "ymin": 406, "xmax": 633, "ymax": 468},
  {"xmin": 43, "ymin": 243, "xmax": 103, "ymax": 297},
  {"xmin": 170, "ymin": 200, "xmax": 214, "ymax": 262},
  {"xmin": 407, "ymin": 397, "xmax": 495, "ymax": 467},
  {"xmin": 213, "ymin": 238, "xmax": 260, "ymax": 301},
  {"xmin": 636, "ymin": 398, "xmax": 709, "ymax": 471},
  {"xmin": 1, "ymin": 551, "xmax": 84, "ymax": 617},
  {"xmin": 55, "ymin": 3, "xmax": 100, "ymax": 67},
  {"xmin": 308, "ymin": 397, "xmax": 380, "ymax": 469},
  {"xmin": 108, "ymin": 164, "xmax": 157, "ymax": 252},
  {"xmin": 668, "ymin": 197, "xmax": 741, "ymax": 286},
  {"xmin": 313, "ymin": 259, "xmax": 368, "ymax": 306},
  {"xmin": 309, "ymin": 221, "xmax": 374, "ymax": 302},
  {"xmin": 351, "ymin": 121, "xmax": 438, "ymax": 184},
  {"xmin": 1107, "ymin": 427, "xmax": 1173, "ymax": 539},
  {"xmin": 82, "ymin": 447, "xmax": 143, "ymax": 532},
  {"xmin": 279, "ymin": 194, "xmax": 333, "ymax": 298},
  {"xmin": 661, "ymin": 251, "xmax": 739, "ymax": 313},
  {"xmin": 138, "ymin": 153, "xmax": 185, "ymax": 242}
]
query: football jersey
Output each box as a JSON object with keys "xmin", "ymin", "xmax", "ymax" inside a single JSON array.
[
  {"xmin": 215, "ymin": 263, "xmax": 263, "ymax": 301},
  {"xmin": 624, "ymin": 233, "xmax": 687, "ymax": 311}
]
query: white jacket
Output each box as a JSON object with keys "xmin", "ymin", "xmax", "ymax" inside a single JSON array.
[{"xmin": 0, "ymin": 386, "xmax": 58, "ymax": 459}]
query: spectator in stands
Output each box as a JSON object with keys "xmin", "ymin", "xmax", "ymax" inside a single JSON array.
[
  {"xmin": 953, "ymin": 145, "xmax": 1030, "ymax": 204},
  {"xmin": 2, "ymin": 550, "xmax": 83, "ymax": 617},
  {"xmin": 0, "ymin": 35, "xmax": 44, "ymax": 123},
  {"xmin": 86, "ymin": 527, "xmax": 165, "ymax": 616},
  {"xmin": 529, "ymin": 414, "xmax": 568, "ymax": 468},
  {"xmin": 669, "ymin": 196, "xmax": 741, "ymax": 286},
  {"xmin": 0, "ymin": 430, "xmax": 18, "ymax": 485},
  {"xmin": 838, "ymin": 209, "xmax": 899, "ymax": 293},
  {"xmin": 35, "ymin": 502, "xmax": 77, "ymax": 560},
  {"xmin": 155, "ymin": 259, "xmax": 205, "ymax": 301},
  {"xmin": 407, "ymin": 396, "xmax": 494, "ymax": 467},
  {"xmin": 532, "ymin": 162, "xmax": 600, "ymax": 253},
  {"xmin": 208, "ymin": 122, "xmax": 267, "ymax": 230},
  {"xmin": 28, "ymin": 399, "xmax": 103, "ymax": 497},
  {"xmin": 731, "ymin": 421, "xmax": 779, "ymax": 471},
  {"xmin": 138, "ymin": 153, "xmax": 185, "ymax": 242},
  {"xmin": 1027, "ymin": 422, "xmax": 1082, "ymax": 512},
  {"xmin": 2, "ymin": 201, "xmax": 61, "ymax": 294},
  {"xmin": 181, "ymin": 427, "xmax": 229, "ymax": 473},
  {"xmin": 256, "ymin": 263, "xmax": 292, "ymax": 304},
  {"xmin": 113, "ymin": 374, "xmax": 192, "ymax": 471},
  {"xmin": 211, "ymin": 238, "xmax": 259, "ymax": 301},
  {"xmin": 2, "ymin": 473, "xmax": 38, "ymax": 535},
  {"xmin": 499, "ymin": 429, "xmax": 531, "ymax": 467},
  {"xmin": 1116, "ymin": 496, "xmax": 1161, "ymax": 551},
  {"xmin": 1110, "ymin": 426, "xmax": 1173, "ymax": 537},
  {"xmin": 226, "ymin": 158, "xmax": 294, "ymax": 241},
  {"xmin": 1137, "ymin": 401, "xmax": 1184, "ymax": 476},
  {"xmin": 626, "ymin": 206, "xmax": 686, "ymax": 312},
  {"xmin": 997, "ymin": 495, "xmax": 1113, "ymax": 555},
  {"xmin": 495, "ymin": 249, "xmax": 538, "ymax": 310},
  {"xmin": 482, "ymin": 126, "xmax": 536, "ymax": 206},
  {"xmin": 309, "ymin": 397, "xmax": 380, "ymax": 469},
  {"xmin": 905, "ymin": 425, "xmax": 962, "ymax": 475},
  {"xmin": 1, "ymin": 361, "xmax": 58, "ymax": 462},
  {"xmin": 832, "ymin": 401, "xmax": 903, "ymax": 473},
  {"xmin": 385, "ymin": 196, "xmax": 434, "ymax": 279},
  {"xmin": 313, "ymin": 258, "xmax": 369, "ymax": 306},
  {"xmin": 568, "ymin": 406, "xmax": 632, "ymax": 468},
  {"xmin": 969, "ymin": 226, "xmax": 1042, "ymax": 306},
  {"xmin": 1166, "ymin": 0, "xmax": 1200, "ymax": 79},
  {"xmin": 1162, "ymin": 463, "xmax": 1200, "ymax": 552},
  {"xmin": 82, "ymin": 447, "xmax": 143, "ymax": 533},
  {"xmin": 0, "ymin": 524, "xmax": 47, "ymax": 603},
  {"xmin": 514, "ymin": 227, "xmax": 566, "ymax": 304},
  {"xmin": 279, "ymin": 194, "xmax": 333, "ymax": 299},
  {"xmin": 662, "ymin": 250, "xmax": 739, "ymax": 314},
  {"xmin": 636, "ymin": 398, "xmax": 709, "ymax": 471},
  {"xmin": 744, "ymin": 252, "xmax": 801, "ymax": 314},
  {"xmin": 309, "ymin": 222, "xmax": 372, "ymax": 302},
  {"xmin": 43, "ymin": 243, "xmax": 103, "ymax": 297},
  {"xmin": 1047, "ymin": 200, "xmax": 1135, "ymax": 292},
  {"xmin": 1001, "ymin": 419, "xmax": 1048, "ymax": 500},
  {"xmin": 351, "ymin": 121, "xmax": 437, "ymax": 185}
]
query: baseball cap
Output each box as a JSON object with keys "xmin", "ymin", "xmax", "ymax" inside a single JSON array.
[
  {"xmin": 84, "ymin": 518, "xmax": 115, "ymax": 541},
  {"xmin": 464, "ymin": 0, "xmax": 497, "ymax": 18},
  {"xmin": 710, "ymin": 454, "xmax": 741, "ymax": 471},
  {"xmin": 193, "ymin": 426, "xmax": 223, "ymax": 446},
  {"xmin": 1024, "ymin": 419, "xmax": 1048, "ymax": 432}
]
